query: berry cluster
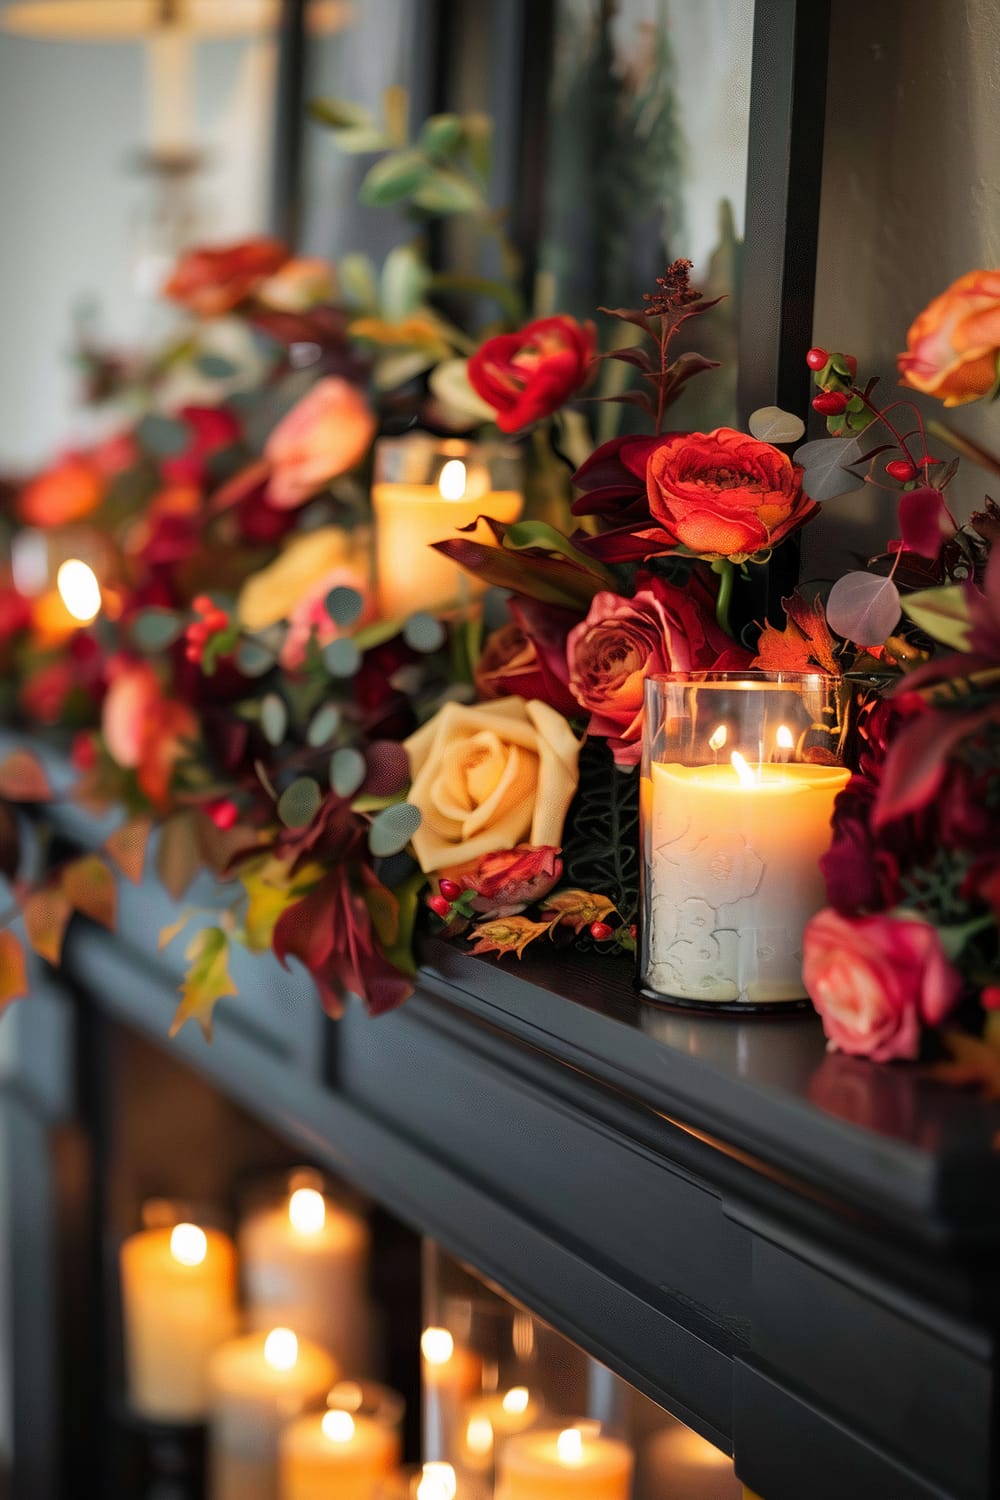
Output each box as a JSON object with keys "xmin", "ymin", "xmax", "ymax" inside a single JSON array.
[
  {"xmin": 185, "ymin": 595, "xmax": 229, "ymax": 665},
  {"xmin": 427, "ymin": 878, "xmax": 464, "ymax": 920}
]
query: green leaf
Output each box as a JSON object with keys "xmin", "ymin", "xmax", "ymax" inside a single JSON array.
[
  {"xmin": 277, "ymin": 777, "xmax": 322, "ymax": 829},
  {"xmin": 403, "ymin": 612, "xmax": 446, "ymax": 653},
  {"xmin": 352, "ymin": 617, "xmax": 404, "ymax": 651},
  {"xmin": 902, "ymin": 585, "xmax": 972, "ymax": 652},
  {"xmin": 368, "ymin": 802, "xmax": 421, "ymax": 857},
  {"xmin": 748, "ymin": 406, "xmax": 806, "ymax": 445},
  {"xmin": 307, "ymin": 703, "xmax": 341, "ymax": 748},
  {"xmin": 358, "ymin": 149, "xmax": 431, "ymax": 207},
  {"xmin": 380, "ymin": 243, "xmax": 431, "ymax": 322},
  {"xmin": 323, "ymin": 638, "xmax": 361, "ymax": 678},
  {"xmin": 325, "ymin": 586, "xmax": 364, "ymax": 627},
  {"xmin": 129, "ymin": 608, "xmax": 184, "ymax": 653},
  {"xmin": 338, "ymin": 253, "xmax": 378, "ymax": 312},
  {"xmin": 236, "ymin": 637, "xmax": 277, "ymax": 678},
  {"xmin": 410, "ymin": 167, "xmax": 484, "ymax": 215},
  {"xmin": 330, "ymin": 747, "xmax": 366, "ymax": 798},
  {"xmin": 310, "ymin": 96, "xmax": 377, "ymax": 130},
  {"xmin": 136, "ymin": 412, "xmax": 189, "ymax": 457},
  {"xmin": 419, "ymin": 113, "xmax": 464, "ymax": 158},
  {"xmin": 171, "ymin": 926, "xmax": 236, "ymax": 1040},
  {"xmin": 260, "ymin": 693, "xmax": 288, "ymax": 746},
  {"xmin": 503, "ymin": 520, "xmax": 615, "ymax": 581},
  {"xmin": 195, "ymin": 353, "xmax": 239, "ymax": 379}
]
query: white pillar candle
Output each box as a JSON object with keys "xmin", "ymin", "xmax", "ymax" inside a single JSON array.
[
  {"xmin": 120, "ymin": 1221, "xmax": 238, "ymax": 1422},
  {"xmin": 208, "ymin": 1328, "xmax": 337, "ymax": 1500},
  {"xmin": 279, "ymin": 1407, "xmax": 401, "ymax": 1500},
  {"xmin": 498, "ymin": 1425, "xmax": 634, "ymax": 1500},
  {"xmin": 240, "ymin": 1186, "xmax": 373, "ymax": 1374},
  {"xmin": 646, "ymin": 758, "xmax": 849, "ymax": 1003}
]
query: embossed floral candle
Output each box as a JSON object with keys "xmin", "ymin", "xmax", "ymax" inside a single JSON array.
[{"xmin": 641, "ymin": 672, "xmax": 850, "ymax": 1007}]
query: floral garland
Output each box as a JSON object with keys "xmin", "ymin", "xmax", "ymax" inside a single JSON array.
[{"xmin": 0, "ymin": 98, "xmax": 997, "ymax": 1081}]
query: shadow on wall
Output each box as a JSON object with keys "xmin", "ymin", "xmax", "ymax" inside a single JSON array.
[{"xmin": 804, "ymin": 0, "xmax": 1000, "ymax": 585}]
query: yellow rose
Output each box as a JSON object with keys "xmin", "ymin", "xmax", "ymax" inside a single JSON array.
[
  {"xmin": 237, "ymin": 526, "xmax": 370, "ymax": 632},
  {"xmin": 404, "ymin": 697, "xmax": 581, "ymax": 873}
]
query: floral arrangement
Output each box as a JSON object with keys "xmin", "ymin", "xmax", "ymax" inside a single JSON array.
[{"xmin": 0, "ymin": 95, "xmax": 997, "ymax": 1081}]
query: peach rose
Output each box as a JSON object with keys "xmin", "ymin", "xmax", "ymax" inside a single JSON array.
[
  {"xmin": 264, "ymin": 377, "xmax": 376, "ymax": 508},
  {"xmin": 803, "ymin": 908, "xmax": 961, "ymax": 1062},
  {"xmin": 19, "ymin": 453, "xmax": 104, "ymax": 527},
  {"xmin": 404, "ymin": 698, "xmax": 580, "ymax": 873},
  {"xmin": 256, "ymin": 258, "xmax": 336, "ymax": 313},
  {"xmin": 237, "ymin": 526, "xmax": 371, "ymax": 634},
  {"xmin": 898, "ymin": 269, "xmax": 1000, "ymax": 406}
]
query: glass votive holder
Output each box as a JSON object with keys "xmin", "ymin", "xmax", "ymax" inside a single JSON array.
[
  {"xmin": 640, "ymin": 671, "xmax": 850, "ymax": 1010},
  {"xmin": 372, "ymin": 433, "xmax": 523, "ymax": 618}
]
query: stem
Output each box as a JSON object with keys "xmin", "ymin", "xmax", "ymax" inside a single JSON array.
[
  {"xmin": 712, "ymin": 558, "xmax": 736, "ymax": 636},
  {"xmin": 928, "ymin": 419, "xmax": 1000, "ymax": 481}
]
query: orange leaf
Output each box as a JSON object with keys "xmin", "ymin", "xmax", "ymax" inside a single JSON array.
[
  {"xmin": 0, "ymin": 931, "xmax": 28, "ymax": 1010},
  {"xmin": 104, "ymin": 817, "xmax": 153, "ymax": 885},
  {"xmin": 23, "ymin": 888, "xmax": 72, "ymax": 965},
  {"xmin": 62, "ymin": 855, "xmax": 117, "ymax": 931},
  {"xmin": 157, "ymin": 812, "xmax": 202, "ymax": 900},
  {"xmin": 467, "ymin": 916, "xmax": 554, "ymax": 960},
  {"xmin": 753, "ymin": 590, "xmax": 840, "ymax": 675},
  {"xmin": 0, "ymin": 749, "xmax": 51, "ymax": 802},
  {"xmin": 170, "ymin": 926, "xmax": 236, "ymax": 1041},
  {"xmin": 539, "ymin": 888, "xmax": 617, "ymax": 934},
  {"xmin": 926, "ymin": 1029, "xmax": 1000, "ymax": 1100}
]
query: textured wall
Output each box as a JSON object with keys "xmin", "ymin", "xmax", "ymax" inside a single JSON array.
[{"xmin": 804, "ymin": 0, "xmax": 1000, "ymax": 580}]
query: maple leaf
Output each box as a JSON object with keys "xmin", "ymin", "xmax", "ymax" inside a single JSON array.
[
  {"xmin": 170, "ymin": 926, "xmax": 237, "ymax": 1041},
  {"xmin": 23, "ymin": 888, "xmax": 73, "ymax": 966},
  {"xmin": 104, "ymin": 817, "xmax": 153, "ymax": 885},
  {"xmin": 753, "ymin": 590, "xmax": 840, "ymax": 675},
  {"xmin": 539, "ymin": 888, "xmax": 617, "ymax": 934},
  {"xmin": 0, "ymin": 749, "xmax": 51, "ymax": 802},
  {"xmin": 0, "ymin": 931, "xmax": 28, "ymax": 1011},
  {"xmin": 61, "ymin": 855, "xmax": 117, "ymax": 930},
  {"xmin": 467, "ymin": 916, "xmax": 554, "ymax": 960}
]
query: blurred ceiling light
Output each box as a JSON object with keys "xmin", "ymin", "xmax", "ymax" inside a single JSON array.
[{"xmin": 2, "ymin": 1, "xmax": 350, "ymax": 39}]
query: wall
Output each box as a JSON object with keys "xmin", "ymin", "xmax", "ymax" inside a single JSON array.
[{"xmin": 805, "ymin": 0, "xmax": 1000, "ymax": 580}]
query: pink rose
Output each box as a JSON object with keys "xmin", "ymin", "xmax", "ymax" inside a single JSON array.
[
  {"xmin": 280, "ymin": 566, "xmax": 374, "ymax": 672},
  {"xmin": 803, "ymin": 909, "xmax": 961, "ymax": 1062},
  {"xmin": 265, "ymin": 377, "xmax": 376, "ymax": 508},
  {"xmin": 565, "ymin": 574, "xmax": 749, "ymax": 767}
]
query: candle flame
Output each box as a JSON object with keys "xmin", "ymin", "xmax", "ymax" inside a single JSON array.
[
  {"xmin": 328, "ymin": 1380, "xmax": 364, "ymax": 1412},
  {"xmin": 776, "ymin": 724, "xmax": 794, "ymax": 750},
  {"xmin": 466, "ymin": 1415, "xmax": 495, "ymax": 1455},
  {"xmin": 421, "ymin": 1327, "xmax": 455, "ymax": 1366},
  {"xmin": 169, "ymin": 1222, "xmax": 207, "ymax": 1266},
  {"xmin": 264, "ymin": 1327, "xmax": 298, "ymax": 1371},
  {"xmin": 708, "ymin": 724, "xmax": 727, "ymax": 753},
  {"xmin": 418, "ymin": 1463, "xmax": 457, "ymax": 1500},
  {"xmin": 57, "ymin": 559, "xmax": 101, "ymax": 622},
  {"xmin": 502, "ymin": 1386, "xmax": 530, "ymax": 1415},
  {"xmin": 438, "ymin": 459, "xmax": 467, "ymax": 501},
  {"xmin": 288, "ymin": 1186, "xmax": 326, "ymax": 1235},
  {"xmin": 730, "ymin": 751, "xmax": 757, "ymax": 789},
  {"xmin": 557, "ymin": 1428, "xmax": 585, "ymax": 1466},
  {"xmin": 321, "ymin": 1409, "xmax": 356, "ymax": 1444}
]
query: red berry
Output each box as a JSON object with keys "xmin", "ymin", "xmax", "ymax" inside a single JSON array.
[
  {"xmin": 187, "ymin": 620, "xmax": 210, "ymax": 644},
  {"xmin": 428, "ymin": 894, "xmax": 451, "ymax": 919},
  {"xmin": 886, "ymin": 458, "xmax": 918, "ymax": 482},
  {"xmin": 806, "ymin": 347, "xmax": 828, "ymax": 370},
  {"xmin": 184, "ymin": 644, "xmax": 201, "ymax": 663},
  {"xmin": 812, "ymin": 391, "xmax": 848, "ymax": 416},
  {"xmin": 207, "ymin": 608, "xmax": 228, "ymax": 631},
  {"xmin": 629, "ymin": 924, "xmax": 638, "ymax": 940},
  {"xmin": 438, "ymin": 878, "xmax": 462, "ymax": 902},
  {"xmin": 208, "ymin": 798, "xmax": 238, "ymax": 830},
  {"xmin": 193, "ymin": 594, "xmax": 214, "ymax": 614},
  {"xmin": 590, "ymin": 921, "xmax": 614, "ymax": 942}
]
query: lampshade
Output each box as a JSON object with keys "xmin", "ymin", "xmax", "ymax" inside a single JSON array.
[{"xmin": 2, "ymin": 0, "xmax": 349, "ymax": 38}]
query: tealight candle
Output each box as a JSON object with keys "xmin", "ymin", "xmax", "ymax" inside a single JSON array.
[
  {"xmin": 208, "ymin": 1328, "xmax": 337, "ymax": 1500},
  {"xmin": 279, "ymin": 1406, "xmax": 402, "ymax": 1500},
  {"xmin": 498, "ymin": 1424, "xmax": 634, "ymax": 1500},
  {"xmin": 120, "ymin": 1220, "xmax": 238, "ymax": 1421},
  {"xmin": 240, "ymin": 1176, "xmax": 372, "ymax": 1373}
]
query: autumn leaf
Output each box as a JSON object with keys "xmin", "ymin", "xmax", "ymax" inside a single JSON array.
[
  {"xmin": 62, "ymin": 855, "xmax": 117, "ymax": 930},
  {"xmin": 157, "ymin": 812, "xmax": 203, "ymax": 900},
  {"xmin": 0, "ymin": 749, "xmax": 51, "ymax": 802},
  {"xmin": 159, "ymin": 911, "xmax": 195, "ymax": 950},
  {"xmin": 0, "ymin": 931, "xmax": 28, "ymax": 1011},
  {"xmin": 170, "ymin": 926, "xmax": 237, "ymax": 1041},
  {"xmin": 927, "ymin": 1029, "xmax": 1000, "ymax": 1100},
  {"xmin": 104, "ymin": 817, "xmax": 153, "ymax": 885},
  {"xmin": 239, "ymin": 859, "xmax": 301, "ymax": 952},
  {"xmin": 23, "ymin": 888, "xmax": 72, "ymax": 965},
  {"xmin": 539, "ymin": 888, "xmax": 617, "ymax": 934},
  {"xmin": 467, "ymin": 916, "xmax": 554, "ymax": 960},
  {"xmin": 753, "ymin": 590, "xmax": 840, "ymax": 675}
]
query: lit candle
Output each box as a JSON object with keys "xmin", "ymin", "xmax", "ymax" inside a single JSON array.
[
  {"xmin": 646, "ymin": 753, "xmax": 850, "ymax": 1003},
  {"xmin": 57, "ymin": 557, "xmax": 101, "ymax": 622},
  {"xmin": 279, "ymin": 1406, "xmax": 402, "ymax": 1500},
  {"xmin": 498, "ymin": 1425, "xmax": 634, "ymax": 1500},
  {"xmin": 460, "ymin": 1385, "xmax": 541, "ymax": 1474},
  {"xmin": 638, "ymin": 1421, "xmax": 743, "ymax": 1499},
  {"xmin": 421, "ymin": 1326, "xmax": 483, "ymax": 1460},
  {"xmin": 240, "ymin": 1181, "xmax": 372, "ymax": 1373},
  {"xmin": 208, "ymin": 1328, "xmax": 337, "ymax": 1500},
  {"xmin": 372, "ymin": 439, "xmax": 522, "ymax": 618},
  {"xmin": 119, "ymin": 1220, "xmax": 238, "ymax": 1421}
]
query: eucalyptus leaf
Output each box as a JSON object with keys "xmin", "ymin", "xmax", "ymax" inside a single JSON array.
[
  {"xmin": 136, "ymin": 413, "xmax": 189, "ymax": 457},
  {"xmin": 374, "ymin": 350, "xmax": 438, "ymax": 391},
  {"xmin": 328, "ymin": 127, "xmax": 391, "ymax": 154},
  {"xmin": 307, "ymin": 703, "xmax": 342, "ymax": 748},
  {"xmin": 325, "ymin": 586, "xmax": 364, "ymax": 628},
  {"xmin": 129, "ymin": 609, "xmax": 183, "ymax": 652},
  {"xmin": 826, "ymin": 571, "xmax": 901, "ymax": 646},
  {"xmin": 403, "ymin": 613, "xmax": 446, "ymax": 653},
  {"xmin": 792, "ymin": 436, "xmax": 865, "ymax": 501},
  {"xmin": 323, "ymin": 638, "xmax": 361, "ymax": 678},
  {"xmin": 260, "ymin": 693, "xmax": 288, "ymax": 746},
  {"xmin": 368, "ymin": 802, "xmax": 422, "ymax": 858},
  {"xmin": 195, "ymin": 353, "xmax": 239, "ymax": 380},
  {"xmin": 330, "ymin": 747, "xmax": 366, "ymax": 798},
  {"xmin": 358, "ymin": 150, "xmax": 431, "ymax": 207},
  {"xmin": 337, "ymin": 253, "xmax": 379, "ymax": 313},
  {"xmin": 236, "ymin": 638, "xmax": 276, "ymax": 678},
  {"xmin": 419, "ymin": 113, "xmax": 465, "ymax": 159},
  {"xmin": 410, "ymin": 167, "xmax": 484, "ymax": 215},
  {"xmin": 380, "ymin": 243, "xmax": 431, "ymax": 323},
  {"xmin": 748, "ymin": 406, "xmax": 805, "ymax": 445},
  {"xmin": 277, "ymin": 777, "xmax": 322, "ymax": 829},
  {"xmin": 901, "ymin": 584, "xmax": 972, "ymax": 651}
]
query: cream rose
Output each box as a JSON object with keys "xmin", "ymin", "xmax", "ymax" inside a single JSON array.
[
  {"xmin": 237, "ymin": 526, "xmax": 370, "ymax": 632},
  {"xmin": 404, "ymin": 698, "xmax": 581, "ymax": 873}
]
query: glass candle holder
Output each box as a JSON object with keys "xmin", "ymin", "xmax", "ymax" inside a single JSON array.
[
  {"xmin": 278, "ymin": 1381, "xmax": 405, "ymax": 1500},
  {"xmin": 372, "ymin": 433, "xmax": 522, "ymax": 618},
  {"xmin": 640, "ymin": 671, "xmax": 850, "ymax": 1010}
]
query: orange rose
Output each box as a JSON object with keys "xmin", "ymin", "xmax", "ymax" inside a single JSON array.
[
  {"xmin": 164, "ymin": 237, "xmax": 289, "ymax": 317},
  {"xmin": 102, "ymin": 661, "xmax": 198, "ymax": 807},
  {"xmin": 898, "ymin": 269, "xmax": 1000, "ymax": 406},
  {"xmin": 18, "ymin": 453, "xmax": 104, "ymax": 527},
  {"xmin": 468, "ymin": 315, "xmax": 596, "ymax": 432},
  {"xmin": 264, "ymin": 377, "xmax": 376, "ymax": 508},
  {"xmin": 645, "ymin": 427, "xmax": 812, "ymax": 560}
]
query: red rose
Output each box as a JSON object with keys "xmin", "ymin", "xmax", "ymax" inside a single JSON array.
[
  {"xmin": 645, "ymin": 427, "xmax": 814, "ymax": 560},
  {"xmin": 803, "ymin": 909, "xmax": 961, "ymax": 1062},
  {"xmin": 164, "ymin": 237, "xmax": 289, "ymax": 317},
  {"xmin": 18, "ymin": 452, "xmax": 104, "ymax": 527},
  {"xmin": 441, "ymin": 844, "xmax": 563, "ymax": 917},
  {"xmin": 468, "ymin": 316, "xmax": 596, "ymax": 433},
  {"xmin": 566, "ymin": 574, "xmax": 749, "ymax": 767}
]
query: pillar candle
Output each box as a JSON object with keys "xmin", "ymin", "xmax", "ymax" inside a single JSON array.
[
  {"xmin": 646, "ymin": 758, "xmax": 849, "ymax": 1003},
  {"xmin": 460, "ymin": 1385, "xmax": 541, "ymax": 1471},
  {"xmin": 279, "ymin": 1408, "xmax": 401, "ymax": 1500},
  {"xmin": 120, "ymin": 1221, "xmax": 238, "ymax": 1422},
  {"xmin": 421, "ymin": 1326, "xmax": 483, "ymax": 1460},
  {"xmin": 637, "ymin": 1422, "xmax": 742, "ymax": 1499},
  {"xmin": 498, "ymin": 1426, "xmax": 634, "ymax": 1500},
  {"xmin": 240, "ymin": 1185, "xmax": 372, "ymax": 1374},
  {"xmin": 208, "ymin": 1328, "xmax": 337, "ymax": 1500}
]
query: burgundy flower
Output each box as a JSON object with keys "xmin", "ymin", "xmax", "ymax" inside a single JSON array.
[
  {"xmin": 468, "ymin": 316, "xmax": 596, "ymax": 432},
  {"xmin": 162, "ymin": 406, "xmax": 242, "ymax": 487},
  {"xmin": 476, "ymin": 598, "xmax": 580, "ymax": 717}
]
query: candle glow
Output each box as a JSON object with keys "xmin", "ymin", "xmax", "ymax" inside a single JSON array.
[
  {"xmin": 57, "ymin": 558, "xmax": 101, "ymax": 622},
  {"xmin": 417, "ymin": 1463, "xmax": 457, "ymax": 1500},
  {"xmin": 421, "ymin": 1327, "xmax": 455, "ymax": 1366},
  {"xmin": 708, "ymin": 723, "xmax": 728, "ymax": 753},
  {"xmin": 264, "ymin": 1327, "xmax": 298, "ymax": 1371},
  {"xmin": 466, "ymin": 1414, "xmax": 494, "ymax": 1455},
  {"xmin": 438, "ymin": 459, "xmax": 467, "ymax": 501},
  {"xmin": 288, "ymin": 1186, "xmax": 326, "ymax": 1235},
  {"xmin": 169, "ymin": 1222, "xmax": 208, "ymax": 1267},
  {"xmin": 776, "ymin": 724, "xmax": 794, "ymax": 751},
  {"xmin": 321, "ymin": 1409, "xmax": 356, "ymax": 1443},
  {"xmin": 557, "ymin": 1428, "xmax": 584, "ymax": 1466},
  {"xmin": 503, "ymin": 1386, "xmax": 530, "ymax": 1415}
]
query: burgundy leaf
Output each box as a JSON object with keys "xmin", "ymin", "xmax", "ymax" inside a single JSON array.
[
  {"xmin": 897, "ymin": 486, "xmax": 954, "ymax": 560},
  {"xmin": 874, "ymin": 706, "xmax": 998, "ymax": 828}
]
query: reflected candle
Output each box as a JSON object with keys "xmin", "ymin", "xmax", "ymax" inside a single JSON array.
[
  {"xmin": 279, "ymin": 1407, "xmax": 401, "ymax": 1500},
  {"xmin": 498, "ymin": 1425, "xmax": 634, "ymax": 1500}
]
